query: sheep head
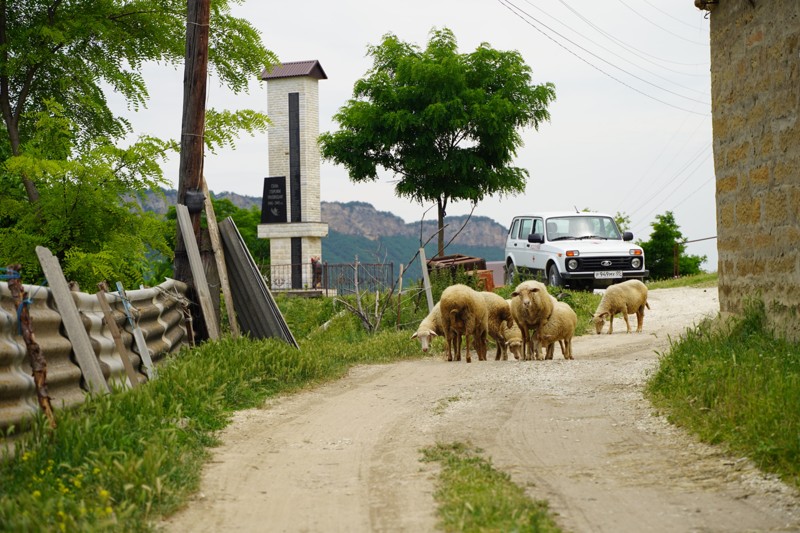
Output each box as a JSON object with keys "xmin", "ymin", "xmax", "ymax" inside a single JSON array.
[
  {"xmin": 591, "ymin": 313, "xmax": 609, "ymax": 334},
  {"xmin": 411, "ymin": 330, "xmax": 437, "ymax": 352}
]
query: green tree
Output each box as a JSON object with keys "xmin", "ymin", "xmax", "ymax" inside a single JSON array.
[
  {"xmin": 638, "ymin": 211, "xmax": 706, "ymax": 280},
  {"xmin": 0, "ymin": 1, "xmax": 275, "ymax": 286},
  {"xmin": 615, "ymin": 211, "xmax": 631, "ymax": 233},
  {"xmin": 319, "ymin": 28, "xmax": 556, "ymax": 257}
]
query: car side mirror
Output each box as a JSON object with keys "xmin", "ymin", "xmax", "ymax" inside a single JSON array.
[
  {"xmin": 528, "ymin": 233, "xmax": 545, "ymax": 244},
  {"xmin": 623, "ymin": 231, "xmax": 633, "ymax": 241}
]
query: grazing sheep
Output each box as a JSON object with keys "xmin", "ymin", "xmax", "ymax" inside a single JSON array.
[
  {"xmin": 510, "ymin": 280, "xmax": 555, "ymax": 360},
  {"xmin": 499, "ymin": 319, "xmax": 524, "ymax": 361},
  {"xmin": 440, "ymin": 284, "xmax": 489, "ymax": 363},
  {"xmin": 480, "ymin": 292, "xmax": 514, "ymax": 361},
  {"xmin": 537, "ymin": 301, "xmax": 577, "ymax": 360},
  {"xmin": 411, "ymin": 302, "xmax": 443, "ymax": 353},
  {"xmin": 591, "ymin": 279, "xmax": 650, "ymax": 334}
]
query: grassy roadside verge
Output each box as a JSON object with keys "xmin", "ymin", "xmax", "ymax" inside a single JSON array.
[
  {"xmin": 421, "ymin": 442, "xmax": 562, "ymax": 533},
  {"xmin": 647, "ymin": 299, "xmax": 800, "ymax": 489},
  {"xmin": 0, "ymin": 304, "xmax": 427, "ymax": 532}
]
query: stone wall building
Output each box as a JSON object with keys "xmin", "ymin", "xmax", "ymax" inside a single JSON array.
[{"xmin": 704, "ymin": 0, "xmax": 800, "ymax": 340}]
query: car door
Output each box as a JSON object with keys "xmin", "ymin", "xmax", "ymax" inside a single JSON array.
[{"xmin": 527, "ymin": 218, "xmax": 546, "ymax": 274}]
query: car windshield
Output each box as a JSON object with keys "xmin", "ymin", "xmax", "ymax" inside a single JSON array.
[{"xmin": 545, "ymin": 216, "xmax": 622, "ymax": 241}]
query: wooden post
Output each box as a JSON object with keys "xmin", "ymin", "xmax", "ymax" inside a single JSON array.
[
  {"xmin": 35, "ymin": 246, "xmax": 109, "ymax": 395},
  {"xmin": 96, "ymin": 282, "xmax": 140, "ymax": 388},
  {"xmin": 176, "ymin": 204, "xmax": 220, "ymax": 340},
  {"xmin": 115, "ymin": 282, "xmax": 157, "ymax": 380},
  {"xmin": 6, "ymin": 265, "xmax": 56, "ymax": 428},
  {"xmin": 202, "ymin": 181, "xmax": 239, "ymax": 337},
  {"xmin": 396, "ymin": 263, "xmax": 404, "ymax": 329},
  {"xmin": 419, "ymin": 248, "xmax": 434, "ymax": 313},
  {"xmin": 174, "ymin": 0, "xmax": 211, "ymax": 337}
]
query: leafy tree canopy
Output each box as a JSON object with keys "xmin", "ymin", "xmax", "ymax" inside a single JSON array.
[
  {"xmin": 638, "ymin": 211, "xmax": 706, "ymax": 280},
  {"xmin": 319, "ymin": 27, "xmax": 556, "ymax": 255},
  {"xmin": 0, "ymin": 0, "xmax": 276, "ymax": 287}
]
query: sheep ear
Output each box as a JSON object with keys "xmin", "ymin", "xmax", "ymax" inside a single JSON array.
[
  {"xmin": 511, "ymin": 291, "xmax": 519, "ymax": 297},
  {"xmin": 430, "ymin": 331, "xmax": 438, "ymax": 338},
  {"xmin": 600, "ymin": 312, "xmax": 610, "ymax": 319},
  {"xmin": 411, "ymin": 332, "xmax": 418, "ymax": 339}
]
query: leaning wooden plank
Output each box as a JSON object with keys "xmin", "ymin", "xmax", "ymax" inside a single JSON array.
[
  {"xmin": 96, "ymin": 283, "xmax": 139, "ymax": 388},
  {"xmin": 35, "ymin": 246, "xmax": 109, "ymax": 395},
  {"xmin": 115, "ymin": 282, "xmax": 156, "ymax": 381},
  {"xmin": 202, "ymin": 181, "xmax": 240, "ymax": 337},
  {"xmin": 176, "ymin": 204, "xmax": 220, "ymax": 340}
]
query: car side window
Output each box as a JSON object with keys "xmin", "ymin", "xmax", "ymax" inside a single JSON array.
[
  {"xmin": 510, "ymin": 219, "xmax": 520, "ymax": 239},
  {"xmin": 532, "ymin": 218, "xmax": 543, "ymax": 235},
  {"xmin": 519, "ymin": 218, "xmax": 533, "ymax": 240}
]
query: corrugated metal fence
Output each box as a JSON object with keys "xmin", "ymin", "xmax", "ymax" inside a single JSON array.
[{"xmin": 0, "ymin": 279, "xmax": 189, "ymax": 435}]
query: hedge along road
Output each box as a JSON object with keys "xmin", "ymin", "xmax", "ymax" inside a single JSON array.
[{"xmin": 164, "ymin": 287, "xmax": 800, "ymax": 533}]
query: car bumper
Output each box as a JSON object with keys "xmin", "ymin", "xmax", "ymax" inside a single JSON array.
[{"xmin": 561, "ymin": 270, "xmax": 649, "ymax": 280}]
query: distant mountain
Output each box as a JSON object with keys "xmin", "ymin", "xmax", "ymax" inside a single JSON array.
[{"xmin": 138, "ymin": 189, "xmax": 507, "ymax": 280}]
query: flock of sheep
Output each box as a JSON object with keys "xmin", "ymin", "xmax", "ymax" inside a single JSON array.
[{"xmin": 411, "ymin": 279, "xmax": 650, "ymax": 362}]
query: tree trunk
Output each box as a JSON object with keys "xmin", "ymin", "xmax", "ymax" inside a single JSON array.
[{"xmin": 436, "ymin": 197, "xmax": 447, "ymax": 258}]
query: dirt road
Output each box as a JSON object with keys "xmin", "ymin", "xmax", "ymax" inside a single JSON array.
[{"xmin": 164, "ymin": 287, "xmax": 800, "ymax": 532}]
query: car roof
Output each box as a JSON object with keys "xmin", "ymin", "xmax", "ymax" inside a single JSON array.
[{"xmin": 511, "ymin": 211, "xmax": 615, "ymax": 220}]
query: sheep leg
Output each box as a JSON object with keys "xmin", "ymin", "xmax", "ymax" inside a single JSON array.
[
  {"xmin": 622, "ymin": 310, "xmax": 631, "ymax": 333},
  {"xmin": 464, "ymin": 333, "xmax": 472, "ymax": 363},
  {"xmin": 607, "ymin": 314, "xmax": 614, "ymax": 335},
  {"xmin": 564, "ymin": 338, "xmax": 573, "ymax": 360},
  {"xmin": 545, "ymin": 342, "xmax": 554, "ymax": 360},
  {"xmin": 520, "ymin": 327, "xmax": 529, "ymax": 361},
  {"xmin": 636, "ymin": 307, "xmax": 644, "ymax": 332}
]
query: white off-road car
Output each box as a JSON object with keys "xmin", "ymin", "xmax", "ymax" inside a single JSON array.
[{"xmin": 504, "ymin": 211, "xmax": 648, "ymax": 290}]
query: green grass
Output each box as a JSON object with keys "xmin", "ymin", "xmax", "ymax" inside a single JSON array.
[
  {"xmin": 0, "ymin": 304, "xmax": 427, "ymax": 532},
  {"xmin": 647, "ymin": 300, "xmax": 800, "ymax": 488},
  {"xmin": 646, "ymin": 271, "xmax": 718, "ymax": 289},
  {"xmin": 420, "ymin": 442, "xmax": 562, "ymax": 533}
]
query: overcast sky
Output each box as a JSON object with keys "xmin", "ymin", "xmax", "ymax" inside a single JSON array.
[{"xmin": 118, "ymin": 0, "xmax": 717, "ymax": 270}]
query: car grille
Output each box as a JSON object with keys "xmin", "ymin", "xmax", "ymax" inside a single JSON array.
[{"xmin": 577, "ymin": 256, "xmax": 640, "ymax": 272}]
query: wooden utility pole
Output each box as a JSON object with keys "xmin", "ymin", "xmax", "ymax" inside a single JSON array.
[{"xmin": 175, "ymin": 0, "xmax": 211, "ymax": 339}]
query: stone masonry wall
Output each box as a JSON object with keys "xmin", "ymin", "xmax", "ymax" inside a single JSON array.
[{"xmin": 710, "ymin": 0, "xmax": 800, "ymax": 340}]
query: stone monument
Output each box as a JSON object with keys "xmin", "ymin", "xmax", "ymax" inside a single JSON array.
[{"xmin": 259, "ymin": 60, "xmax": 329, "ymax": 289}]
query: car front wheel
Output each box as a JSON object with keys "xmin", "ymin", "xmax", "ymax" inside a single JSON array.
[{"xmin": 547, "ymin": 264, "xmax": 563, "ymax": 287}]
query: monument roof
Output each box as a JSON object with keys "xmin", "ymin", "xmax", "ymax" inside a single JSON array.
[{"xmin": 261, "ymin": 60, "xmax": 327, "ymax": 81}]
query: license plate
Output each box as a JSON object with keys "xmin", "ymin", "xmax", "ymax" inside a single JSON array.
[{"xmin": 594, "ymin": 271, "xmax": 623, "ymax": 279}]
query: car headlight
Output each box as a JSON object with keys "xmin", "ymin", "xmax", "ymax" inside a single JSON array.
[
  {"xmin": 631, "ymin": 257, "xmax": 642, "ymax": 269},
  {"xmin": 567, "ymin": 258, "xmax": 579, "ymax": 271}
]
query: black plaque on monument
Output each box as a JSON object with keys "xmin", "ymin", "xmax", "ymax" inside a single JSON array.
[{"xmin": 261, "ymin": 176, "xmax": 287, "ymax": 223}]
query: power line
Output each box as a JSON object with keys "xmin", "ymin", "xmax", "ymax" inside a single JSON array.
[
  {"xmin": 616, "ymin": 114, "xmax": 709, "ymax": 210},
  {"xmin": 496, "ymin": 0, "xmax": 710, "ymax": 115},
  {"xmin": 557, "ymin": 0, "xmax": 710, "ymax": 71},
  {"xmin": 519, "ymin": 0, "xmax": 710, "ymax": 96},
  {"xmin": 617, "ymin": 0, "xmax": 709, "ymax": 46},
  {"xmin": 629, "ymin": 147, "xmax": 713, "ymax": 221}
]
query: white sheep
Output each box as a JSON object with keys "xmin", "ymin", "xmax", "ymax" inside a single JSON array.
[
  {"xmin": 591, "ymin": 279, "xmax": 650, "ymax": 334},
  {"xmin": 499, "ymin": 318, "xmax": 523, "ymax": 361},
  {"xmin": 510, "ymin": 280, "xmax": 555, "ymax": 361},
  {"xmin": 410, "ymin": 302, "xmax": 443, "ymax": 353},
  {"xmin": 440, "ymin": 284, "xmax": 489, "ymax": 363},
  {"xmin": 537, "ymin": 301, "xmax": 577, "ymax": 360},
  {"xmin": 480, "ymin": 292, "xmax": 514, "ymax": 361}
]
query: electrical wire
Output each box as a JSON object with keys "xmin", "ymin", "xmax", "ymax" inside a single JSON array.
[
  {"xmin": 617, "ymin": 0, "xmax": 708, "ymax": 46},
  {"xmin": 496, "ymin": 0, "xmax": 710, "ymax": 114},
  {"xmin": 557, "ymin": 0, "xmax": 709, "ymax": 70},
  {"xmin": 520, "ymin": 0, "xmax": 710, "ymax": 96}
]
